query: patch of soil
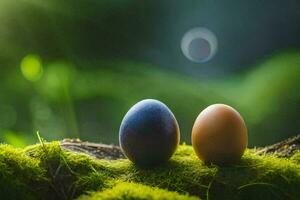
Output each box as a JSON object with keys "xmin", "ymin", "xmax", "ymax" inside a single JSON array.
[
  {"xmin": 256, "ymin": 134, "xmax": 300, "ymax": 157},
  {"xmin": 61, "ymin": 139, "xmax": 125, "ymax": 160}
]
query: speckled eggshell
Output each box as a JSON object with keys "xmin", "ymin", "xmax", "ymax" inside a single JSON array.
[
  {"xmin": 119, "ymin": 99, "xmax": 180, "ymax": 167},
  {"xmin": 192, "ymin": 104, "xmax": 248, "ymax": 165}
]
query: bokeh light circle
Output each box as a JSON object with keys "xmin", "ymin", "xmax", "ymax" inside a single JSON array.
[
  {"xmin": 181, "ymin": 27, "xmax": 218, "ymax": 63},
  {"xmin": 20, "ymin": 54, "xmax": 43, "ymax": 82}
]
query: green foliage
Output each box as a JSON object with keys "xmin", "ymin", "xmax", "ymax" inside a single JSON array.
[
  {"xmin": 0, "ymin": 0, "xmax": 299, "ymax": 149},
  {"xmin": 2, "ymin": 130, "xmax": 28, "ymax": 147},
  {"xmin": 0, "ymin": 142, "xmax": 300, "ymax": 200},
  {"xmin": 2, "ymin": 50, "xmax": 299, "ymax": 146}
]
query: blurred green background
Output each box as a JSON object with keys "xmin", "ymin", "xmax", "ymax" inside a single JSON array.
[{"xmin": 0, "ymin": 0, "xmax": 299, "ymax": 147}]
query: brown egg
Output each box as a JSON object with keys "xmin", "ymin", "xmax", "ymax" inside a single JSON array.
[{"xmin": 192, "ymin": 104, "xmax": 248, "ymax": 165}]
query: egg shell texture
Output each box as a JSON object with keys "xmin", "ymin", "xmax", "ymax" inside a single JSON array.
[
  {"xmin": 119, "ymin": 99, "xmax": 180, "ymax": 166},
  {"xmin": 192, "ymin": 104, "xmax": 248, "ymax": 165}
]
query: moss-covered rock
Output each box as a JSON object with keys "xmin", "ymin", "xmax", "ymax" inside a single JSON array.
[
  {"xmin": 0, "ymin": 141, "xmax": 299, "ymax": 200},
  {"xmin": 78, "ymin": 182, "xmax": 199, "ymax": 200}
]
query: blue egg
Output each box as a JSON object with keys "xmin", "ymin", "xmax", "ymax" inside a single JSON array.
[{"xmin": 119, "ymin": 99, "xmax": 180, "ymax": 166}]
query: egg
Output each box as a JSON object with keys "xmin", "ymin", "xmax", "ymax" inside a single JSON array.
[
  {"xmin": 119, "ymin": 99, "xmax": 180, "ymax": 166},
  {"xmin": 192, "ymin": 104, "xmax": 248, "ymax": 165}
]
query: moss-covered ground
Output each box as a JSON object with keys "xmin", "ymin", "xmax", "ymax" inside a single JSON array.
[{"xmin": 0, "ymin": 141, "xmax": 300, "ymax": 200}]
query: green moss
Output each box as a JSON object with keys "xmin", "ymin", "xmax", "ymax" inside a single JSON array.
[
  {"xmin": 291, "ymin": 151, "xmax": 300, "ymax": 164},
  {"xmin": 0, "ymin": 142, "xmax": 300, "ymax": 200},
  {"xmin": 78, "ymin": 182, "xmax": 199, "ymax": 200},
  {"xmin": 0, "ymin": 145, "xmax": 49, "ymax": 199}
]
